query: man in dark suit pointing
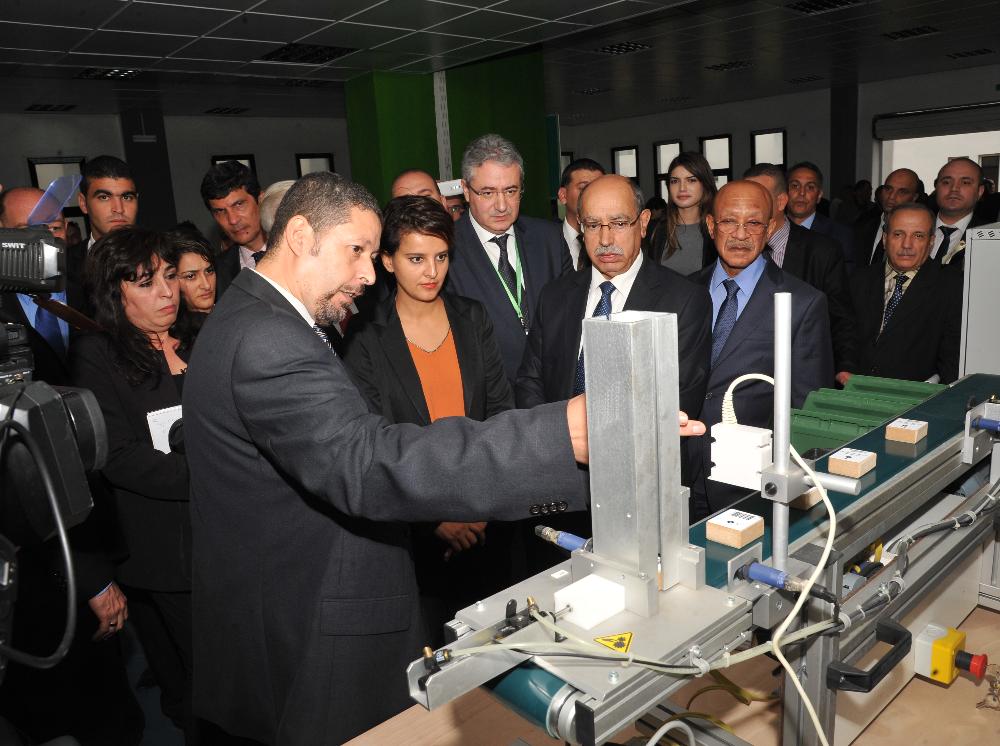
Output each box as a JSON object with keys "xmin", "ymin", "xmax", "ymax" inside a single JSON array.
[{"xmin": 184, "ymin": 172, "xmax": 708, "ymax": 744}]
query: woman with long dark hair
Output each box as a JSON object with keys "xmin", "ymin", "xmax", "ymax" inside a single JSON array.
[
  {"xmin": 168, "ymin": 224, "xmax": 217, "ymax": 314},
  {"xmin": 647, "ymin": 152, "xmax": 718, "ymax": 274},
  {"xmin": 344, "ymin": 195, "xmax": 514, "ymax": 646},
  {"xmin": 71, "ymin": 226, "xmax": 196, "ymax": 742}
]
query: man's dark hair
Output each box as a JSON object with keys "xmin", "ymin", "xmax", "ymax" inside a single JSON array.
[
  {"xmin": 380, "ymin": 196, "xmax": 454, "ymax": 256},
  {"xmin": 788, "ymin": 161, "xmax": 824, "ymax": 187},
  {"xmin": 743, "ymin": 163, "xmax": 788, "ymax": 194},
  {"xmin": 267, "ymin": 172, "xmax": 381, "ymax": 252},
  {"xmin": 645, "ymin": 196, "xmax": 667, "ymax": 212},
  {"xmin": 81, "ymin": 155, "xmax": 133, "ymax": 196},
  {"xmin": 200, "ymin": 161, "xmax": 261, "ymax": 208},
  {"xmin": 560, "ymin": 158, "xmax": 606, "ymax": 188}
]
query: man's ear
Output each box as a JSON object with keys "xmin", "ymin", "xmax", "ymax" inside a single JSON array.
[
  {"xmin": 638, "ymin": 208, "xmax": 652, "ymax": 238},
  {"xmin": 557, "ymin": 186, "xmax": 568, "ymax": 206},
  {"xmin": 78, "ymin": 191, "xmax": 88, "ymax": 215},
  {"xmin": 705, "ymin": 214, "xmax": 716, "ymax": 239},
  {"xmin": 284, "ymin": 215, "xmax": 314, "ymax": 257},
  {"xmin": 777, "ymin": 192, "xmax": 790, "ymax": 213}
]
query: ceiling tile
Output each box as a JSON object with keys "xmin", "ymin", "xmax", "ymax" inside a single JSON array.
[
  {"xmin": 299, "ymin": 21, "xmax": 404, "ymax": 48},
  {"xmin": 75, "ymin": 30, "xmax": 193, "ymax": 56},
  {"xmin": 240, "ymin": 61, "xmax": 330, "ymax": 77},
  {"xmin": 558, "ymin": 1, "xmax": 659, "ymax": 27},
  {"xmin": 376, "ymin": 31, "xmax": 481, "ymax": 55},
  {"xmin": 350, "ymin": 0, "xmax": 478, "ymax": 30},
  {"xmin": 435, "ymin": 39, "xmax": 525, "ymax": 63},
  {"xmin": 1, "ymin": 0, "xmax": 126, "ymax": 29},
  {"xmin": 62, "ymin": 53, "xmax": 162, "ymax": 68},
  {"xmin": 496, "ymin": 20, "xmax": 586, "ymax": 43},
  {"xmin": 173, "ymin": 36, "xmax": 284, "ymax": 61},
  {"xmin": 390, "ymin": 56, "xmax": 445, "ymax": 73},
  {"xmin": 138, "ymin": 0, "xmax": 262, "ymax": 10},
  {"xmin": 302, "ymin": 65, "xmax": 367, "ymax": 80},
  {"xmin": 0, "ymin": 22, "xmax": 92, "ymax": 51},
  {"xmin": 151, "ymin": 57, "xmax": 249, "ymax": 74},
  {"xmin": 0, "ymin": 48, "xmax": 65, "ymax": 64},
  {"xmin": 426, "ymin": 9, "xmax": 541, "ymax": 38},
  {"xmin": 489, "ymin": 0, "xmax": 607, "ymax": 21},
  {"xmin": 104, "ymin": 3, "xmax": 237, "ymax": 36},
  {"xmin": 332, "ymin": 49, "xmax": 425, "ymax": 68},
  {"xmin": 253, "ymin": 0, "xmax": 384, "ymax": 21},
  {"xmin": 211, "ymin": 13, "xmax": 333, "ymax": 43}
]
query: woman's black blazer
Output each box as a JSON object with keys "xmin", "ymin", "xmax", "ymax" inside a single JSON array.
[
  {"xmin": 70, "ymin": 333, "xmax": 191, "ymax": 592},
  {"xmin": 344, "ymin": 292, "xmax": 514, "ymax": 425}
]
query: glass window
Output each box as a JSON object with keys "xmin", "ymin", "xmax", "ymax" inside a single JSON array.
[
  {"xmin": 296, "ymin": 153, "xmax": 333, "ymax": 176},
  {"xmin": 654, "ymin": 140, "xmax": 682, "ymax": 198},
  {"xmin": 752, "ymin": 129, "xmax": 786, "ymax": 166},
  {"xmin": 700, "ymin": 135, "xmax": 732, "ymax": 184},
  {"xmin": 612, "ymin": 146, "xmax": 639, "ymax": 180}
]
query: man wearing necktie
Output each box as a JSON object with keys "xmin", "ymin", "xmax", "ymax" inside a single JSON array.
[
  {"xmin": 557, "ymin": 158, "xmax": 606, "ymax": 271},
  {"xmin": 690, "ymin": 180, "xmax": 832, "ymax": 520},
  {"xmin": 849, "ymin": 203, "xmax": 962, "ymax": 385},
  {"xmin": 446, "ymin": 134, "xmax": 571, "ymax": 383},
  {"xmin": 516, "ymin": 174, "xmax": 712, "ymax": 567},
  {"xmin": 202, "ymin": 160, "xmax": 268, "ymax": 300},
  {"xmin": 928, "ymin": 157, "xmax": 987, "ymax": 270}
]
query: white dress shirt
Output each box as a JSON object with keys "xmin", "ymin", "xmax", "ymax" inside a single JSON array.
[
  {"xmin": 469, "ymin": 214, "xmax": 521, "ymax": 276},
  {"xmin": 562, "ymin": 218, "xmax": 582, "ymax": 269},
  {"xmin": 252, "ymin": 270, "xmax": 315, "ymax": 326},
  {"xmin": 578, "ymin": 253, "xmax": 644, "ymax": 354},
  {"xmin": 930, "ymin": 211, "xmax": 973, "ymax": 261}
]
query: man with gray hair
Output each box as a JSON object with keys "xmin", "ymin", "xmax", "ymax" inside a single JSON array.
[
  {"xmin": 183, "ymin": 171, "xmax": 617, "ymax": 744},
  {"xmin": 258, "ymin": 178, "xmax": 296, "ymax": 234},
  {"xmin": 448, "ymin": 133, "xmax": 571, "ymax": 382}
]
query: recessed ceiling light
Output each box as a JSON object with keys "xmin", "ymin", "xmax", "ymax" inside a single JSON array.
[
  {"xmin": 25, "ymin": 104, "xmax": 77, "ymax": 111},
  {"xmin": 594, "ymin": 41, "xmax": 651, "ymax": 56},
  {"xmin": 573, "ymin": 87, "xmax": 611, "ymax": 95},
  {"xmin": 204, "ymin": 107, "xmax": 249, "ymax": 115},
  {"xmin": 260, "ymin": 43, "xmax": 356, "ymax": 64},
  {"xmin": 787, "ymin": 74, "xmax": 825, "ymax": 84},
  {"xmin": 77, "ymin": 68, "xmax": 142, "ymax": 80},
  {"xmin": 785, "ymin": 0, "xmax": 869, "ymax": 15},
  {"xmin": 946, "ymin": 48, "xmax": 994, "ymax": 59},
  {"xmin": 883, "ymin": 26, "xmax": 939, "ymax": 41},
  {"xmin": 705, "ymin": 60, "xmax": 752, "ymax": 72}
]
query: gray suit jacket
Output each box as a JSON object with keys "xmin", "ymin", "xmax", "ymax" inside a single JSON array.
[{"xmin": 183, "ymin": 270, "xmax": 585, "ymax": 745}]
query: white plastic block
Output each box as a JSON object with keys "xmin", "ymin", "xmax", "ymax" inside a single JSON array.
[
  {"xmin": 706, "ymin": 509, "xmax": 765, "ymax": 548},
  {"xmin": 552, "ymin": 573, "xmax": 626, "ymax": 631},
  {"xmin": 709, "ymin": 423, "xmax": 773, "ymax": 490}
]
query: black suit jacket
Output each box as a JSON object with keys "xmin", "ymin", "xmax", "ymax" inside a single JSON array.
[
  {"xmin": 778, "ymin": 222, "xmax": 858, "ymax": 373},
  {"xmin": 214, "ymin": 244, "xmax": 242, "ymax": 299},
  {"xmin": 182, "ymin": 270, "xmax": 586, "ymax": 745},
  {"xmin": 69, "ymin": 333, "xmax": 191, "ymax": 592},
  {"xmin": 446, "ymin": 211, "xmax": 571, "ymax": 383},
  {"xmin": 930, "ymin": 211, "xmax": 993, "ymax": 271},
  {"xmin": 854, "ymin": 212, "xmax": 885, "ymax": 269},
  {"xmin": 849, "ymin": 259, "xmax": 962, "ymax": 384},
  {"xmin": 809, "ymin": 212, "xmax": 856, "ymax": 273},
  {"xmin": 515, "ymin": 256, "xmax": 712, "ymax": 419},
  {"xmin": 690, "ymin": 259, "xmax": 834, "ymax": 512},
  {"xmin": 344, "ymin": 293, "xmax": 513, "ymax": 424}
]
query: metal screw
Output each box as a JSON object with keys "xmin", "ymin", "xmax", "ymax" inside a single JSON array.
[
  {"xmin": 626, "ymin": 512, "xmax": 632, "ymax": 519},
  {"xmin": 775, "ymin": 598, "xmax": 783, "ymax": 611},
  {"xmin": 639, "ymin": 572, "xmax": 648, "ymax": 580},
  {"xmin": 595, "ymin": 503, "xmax": 601, "ymax": 509},
  {"xmin": 753, "ymin": 583, "xmax": 762, "ymax": 590},
  {"xmin": 727, "ymin": 594, "xmax": 736, "ymax": 606},
  {"xmin": 764, "ymin": 482, "xmax": 778, "ymax": 496},
  {"xmin": 475, "ymin": 601, "xmax": 485, "ymax": 612},
  {"xmin": 608, "ymin": 671, "xmax": 619, "ymax": 684}
]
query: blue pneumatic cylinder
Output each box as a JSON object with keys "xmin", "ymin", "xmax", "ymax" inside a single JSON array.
[
  {"xmin": 972, "ymin": 416, "xmax": 1000, "ymax": 434},
  {"xmin": 534, "ymin": 525, "xmax": 592, "ymax": 553},
  {"xmin": 745, "ymin": 561, "xmax": 789, "ymax": 590}
]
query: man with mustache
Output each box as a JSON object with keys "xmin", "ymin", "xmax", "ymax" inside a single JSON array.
[
  {"xmin": 515, "ymin": 174, "xmax": 712, "ymax": 567},
  {"xmin": 447, "ymin": 133, "xmax": 571, "ymax": 383},
  {"xmin": 689, "ymin": 180, "xmax": 833, "ymax": 520},
  {"xmin": 849, "ymin": 202, "xmax": 961, "ymax": 384}
]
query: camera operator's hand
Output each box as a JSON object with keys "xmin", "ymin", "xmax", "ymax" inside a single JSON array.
[{"xmin": 89, "ymin": 582, "xmax": 128, "ymax": 641}]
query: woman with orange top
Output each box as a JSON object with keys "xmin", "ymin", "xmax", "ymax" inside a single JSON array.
[{"xmin": 344, "ymin": 195, "xmax": 514, "ymax": 646}]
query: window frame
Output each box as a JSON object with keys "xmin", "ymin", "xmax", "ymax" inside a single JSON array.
[
  {"xmin": 750, "ymin": 128, "xmax": 787, "ymax": 168},
  {"xmin": 653, "ymin": 139, "xmax": 683, "ymax": 199},
  {"xmin": 610, "ymin": 144, "xmax": 640, "ymax": 183},
  {"xmin": 699, "ymin": 134, "xmax": 733, "ymax": 185}
]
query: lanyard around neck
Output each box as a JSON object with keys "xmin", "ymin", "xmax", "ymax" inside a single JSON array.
[{"xmin": 489, "ymin": 233, "xmax": 524, "ymax": 319}]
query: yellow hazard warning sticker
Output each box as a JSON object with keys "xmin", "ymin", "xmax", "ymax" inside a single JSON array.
[{"xmin": 594, "ymin": 631, "xmax": 633, "ymax": 653}]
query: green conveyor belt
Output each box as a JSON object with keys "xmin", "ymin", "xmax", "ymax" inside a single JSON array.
[{"xmin": 691, "ymin": 374, "xmax": 1000, "ymax": 589}]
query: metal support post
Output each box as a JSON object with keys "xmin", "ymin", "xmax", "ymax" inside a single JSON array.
[
  {"xmin": 782, "ymin": 543, "xmax": 841, "ymax": 746},
  {"xmin": 772, "ymin": 293, "xmax": 792, "ymax": 571}
]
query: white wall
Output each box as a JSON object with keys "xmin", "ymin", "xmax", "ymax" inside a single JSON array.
[
  {"xmin": 559, "ymin": 89, "xmax": 831, "ymax": 201},
  {"xmin": 856, "ymin": 63, "xmax": 1000, "ymax": 185},
  {"xmin": 0, "ymin": 113, "xmax": 124, "ymax": 192},
  {"xmin": 164, "ymin": 115, "xmax": 351, "ymax": 238},
  {"xmin": 883, "ymin": 131, "xmax": 1000, "ymax": 192}
]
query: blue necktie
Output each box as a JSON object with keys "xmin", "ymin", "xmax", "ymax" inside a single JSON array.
[
  {"xmin": 34, "ymin": 302, "xmax": 66, "ymax": 361},
  {"xmin": 711, "ymin": 279, "xmax": 739, "ymax": 365},
  {"xmin": 881, "ymin": 272, "xmax": 907, "ymax": 332},
  {"xmin": 572, "ymin": 281, "xmax": 615, "ymax": 395}
]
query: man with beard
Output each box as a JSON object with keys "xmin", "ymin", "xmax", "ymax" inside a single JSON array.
[
  {"xmin": 689, "ymin": 180, "xmax": 833, "ymax": 520},
  {"xmin": 184, "ymin": 172, "xmax": 707, "ymax": 744}
]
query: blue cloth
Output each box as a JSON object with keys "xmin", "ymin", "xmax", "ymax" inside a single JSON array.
[
  {"xmin": 17, "ymin": 292, "xmax": 70, "ymax": 354},
  {"xmin": 572, "ymin": 281, "xmax": 615, "ymax": 395},
  {"xmin": 709, "ymin": 254, "xmax": 766, "ymax": 330},
  {"xmin": 711, "ymin": 279, "xmax": 739, "ymax": 365}
]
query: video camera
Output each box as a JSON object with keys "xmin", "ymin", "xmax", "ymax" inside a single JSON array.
[{"xmin": 0, "ymin": 227, "xmax": 107, "ymax": 684}]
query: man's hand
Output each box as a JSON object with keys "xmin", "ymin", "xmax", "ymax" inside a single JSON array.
[
  {"xmin": 835, "ymin": 371, "xmax": 852, "ymax": 387},
  {"xmin": 435, "ymin": 521, "xmax": 487, "ymax": 559},
  {"xmin": 89, "ymin": 582, "xmax": 127, "ymax": 641},
  {"xmin": 678, "ymin": 410, "xmax": 706, "ymax": 437}
]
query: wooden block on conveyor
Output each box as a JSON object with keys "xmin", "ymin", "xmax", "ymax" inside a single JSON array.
[
  {"xmin": 885, "ymin": 418, "xmax": 928, "ymax": 444},
  {"xmin": 828, "ymin": 447, "xmax": 876, "ymax": 478},
  {"xmin": 790, "ymin": 486, "xmax": 823, "ymax": 510},
  {"xmin": 706, "ymin": 509, "xmax": 765, "ymax": 548}
]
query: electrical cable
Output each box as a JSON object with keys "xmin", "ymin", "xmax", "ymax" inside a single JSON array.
[
  {"xmin": 647, "ymin": 718, "xmax": 697, "ymax": 745},
  {"xmin": 0, "ymin": 417, "xmax": 77, "ymax": 668},
  {"xmin": 720, "ymin": 372, "xmax": 836, "ymax": 746}
]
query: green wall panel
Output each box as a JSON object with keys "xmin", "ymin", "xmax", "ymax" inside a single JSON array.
[
  {"xmin": 345, "ymin": 71, "xmax": 438, "ymax": 206},
  {"xmin": 446, "ymin": 52, "xmax": 552, "ymax": 219}
]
